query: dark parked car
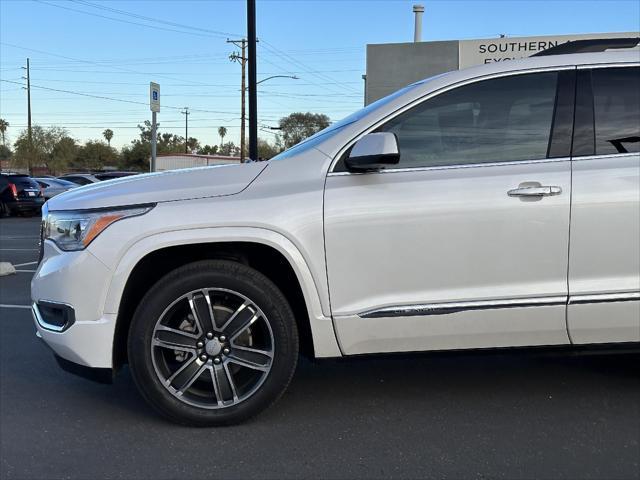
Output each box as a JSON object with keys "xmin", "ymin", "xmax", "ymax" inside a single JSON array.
[
  {"xmin": 58, "ymin": 173, "xmax": 100, "ymax": 186},
  {"xmin": 94, "ymin": 171, "xmax": 138, "ymax": 181},
  {"xmin": 33, "ymin": 177, "xmax": 78, "ymax": 199},
  {"xmin": 0, "ymin": 173, "xmax": 45, "ymax": 216}
]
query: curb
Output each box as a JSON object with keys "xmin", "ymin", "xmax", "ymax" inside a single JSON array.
[{"xmin": 0, "ymin": 262, "xmax": 16, "ymax": 277}]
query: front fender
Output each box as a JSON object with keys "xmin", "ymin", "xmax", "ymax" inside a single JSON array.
[{"xmin": 101, "ymin": 226, "xmax": 341, "ymax": 358}]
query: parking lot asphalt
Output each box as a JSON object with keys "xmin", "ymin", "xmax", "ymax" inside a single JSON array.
[{"xmin": 0, "ymin": 216, "xmax": 639, "ymax": 480}]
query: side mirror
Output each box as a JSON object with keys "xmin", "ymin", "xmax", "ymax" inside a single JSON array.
[{"xmin": 344, "ymin": 132, "xmax": 400, "ymax": 172}]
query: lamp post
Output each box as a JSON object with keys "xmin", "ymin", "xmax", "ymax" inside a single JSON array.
[
  {"xmin": 256, "ymin": 75, "xmax": 299, "ymax": 86},
  {"xmin": 245, "ymin": 75, "xmax": 298, "ymax": 159}
]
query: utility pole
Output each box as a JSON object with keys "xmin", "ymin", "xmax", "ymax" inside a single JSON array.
[
  {"xmin": 21, "ymin": 58, "xmax": 32, "ymax": 175},
  {"xmin": 228, "ymin": 39, "xmax": 247, "ymax": 161},
  {"xmin": 247, "ymin": 0, "xmax": 258, "ymax": 161},
  {"xmin": 181, "ymin": 107, "xmax": 190, "ymax": 153}
]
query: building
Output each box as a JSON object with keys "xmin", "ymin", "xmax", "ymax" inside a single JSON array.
[
  {"xmin": 365, "ymin": 31, "xmax": 639, "ymax": 104},
  {"xmin": 155, "ymin": 153, "xmax": 241, "ymax": 172}
]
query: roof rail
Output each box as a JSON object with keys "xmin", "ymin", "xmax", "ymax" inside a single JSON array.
[{"xmin": 532, "ymin": 37, "xmax": 640, "ymax": 57}]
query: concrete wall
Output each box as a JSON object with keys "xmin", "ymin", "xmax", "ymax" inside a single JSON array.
[
  {"xmin": 365, "ymin": 40, "xmax": 459, "ymax": 104},
  {"xmin": 156, "ymin": 154, "xmax": 241, "ymax": 172}
]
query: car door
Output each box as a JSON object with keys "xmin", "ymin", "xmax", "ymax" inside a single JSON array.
[
  {"xmin": 567, "ymin": 65, "xmax": 640, "ymax": 343},
  {"xmin": 324, "ymin": 69, "xmax": 575, "ymax": 355}
]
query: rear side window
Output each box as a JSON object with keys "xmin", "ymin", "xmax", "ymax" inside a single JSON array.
[
  {"xmin": 592, "ymin": 67, "xmax": 640, "ymax": 155},
  {"xmin": 376, "ymin": 72, "xmax": 558, "ymax": 169},
  {"xmin": 64, "ymin": 176, "xmax": 91, "ymax": 185},
  {"xmin": 7, "ymin": 175, "xmax": 39, "ymax": 188}
]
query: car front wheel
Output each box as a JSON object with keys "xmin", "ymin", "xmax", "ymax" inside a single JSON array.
[{"xmin": 128, "ymin": 260, "xmax": 299, "ymax": 426}]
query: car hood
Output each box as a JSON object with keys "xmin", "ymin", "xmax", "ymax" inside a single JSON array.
[{"xmin": 47, "ymin": 162, "xmax": 268, "ymax": 211}]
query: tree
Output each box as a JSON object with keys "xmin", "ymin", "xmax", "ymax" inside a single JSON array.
[
  {"xmin": 137, "ymin": 121, "xmax": 154, "ymax": 143},
  {"xmin": 74, "ymin": 140, "xmax": 117, "ymax": 171},
  {"xmin": 257, "ymin": 138, "xmax": 279, "ymax": 160},
  {"xmin": 0, "ymin": 119, "xmax": 8, "ymax": 146},
  {"xmin": 186, "ymin": 137, "xmax": 200, "ymax": 153},
  {"xmin": 199, "ymin": 144, "xmax": 218, "ymax": 155},
  {"xmin": 49, "ymin": 136, "xmax": 77, "ymax": 175},
  {"xmin": 12, "ymin": 125, "xmax": 72, "ymax": 173},
  {"xmin": 102, "ymin": 128, "xmax": 114, "ymax": 146},
  {"xmin": 218, "ymin": 126, "xmax": 227, "ymax": 148},
  {"xmin": 218, "ymin": 141, "xmax": 239, "ymax": 157},
  {"xmin": 278, "ymin": 112, "xmax": 330, "ymax": 148},
  {"xmin": 120, "ymin": 141, "xmax": 150, "ymax": 171},
  {"xmin": 0, "ymin": 145, "xmax": 11, "ymax": 162}
]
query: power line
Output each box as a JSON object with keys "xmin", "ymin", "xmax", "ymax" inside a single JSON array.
[
  {"xmin": 34, "ymin": 0, "xmax": 230, "ymax": 40},
  {"xmin": 0, "ymin": 42, "xmax": 213, "ymax": 86},
  {"xmin": 0, "ymin": 79, "xmax": 244, "ymax": 115},
  {"xmin": 260, "ymin": 41, "xmax": 361, "ymax": 95},
  {"xmin": 71, "ymin": 0, "xmax": 240, "ymax": 38}
]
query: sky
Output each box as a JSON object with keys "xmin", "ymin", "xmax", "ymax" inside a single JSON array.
[{"xmin": 1, "ymin": 0, "xmax": 639, "ymax": 149}]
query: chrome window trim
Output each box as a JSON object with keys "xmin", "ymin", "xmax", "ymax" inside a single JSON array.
[
  {"xmin": 359, "ymin": 295, "xmax": 567, "ymax": 318},
  {"xmin": 577, "ymin": 62, "xmax": 640, "ymax": 70},
  {"xmin": 569, "ymin": 292, "xmax": 640, "ymax": 305},
  {"xmin": 327, "ymin": 157, "xmax": 570, "ymax": 177},
  {"xmin": 572, "ymin": 152, "xmax": 640, "ymax": 162},
  {"xmin": 328, "ymin": 65, "xmax": 576, "ymax": 174}
]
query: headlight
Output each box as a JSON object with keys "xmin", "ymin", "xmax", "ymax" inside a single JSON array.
[{"xmin": 43, "ymin": 205, "xmax": 154, "ymax": 251}]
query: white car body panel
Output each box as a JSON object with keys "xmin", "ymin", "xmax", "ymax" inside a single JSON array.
[
  {"xmin": 48, "ymin": 162, "xmax": 268, "ymax": 210},
  {"xmin": 31, "ymin": 50, "xmax": 640, "ymax": 370},
  {"xmin": 325, "ymin": 160, "xmax": 572, "ymax": 354},
  {"xmin": 568, "ymin": 153, "xmax": 640, "ymax": 343}
]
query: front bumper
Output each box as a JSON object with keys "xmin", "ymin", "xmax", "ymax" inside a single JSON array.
[
  {"xmin": 31, "ymin": 241, "xmax": 117, "ymax": 369},
  {"xmin": 8, "ymin": 198, "xmax": 44, "ymax": 212}
]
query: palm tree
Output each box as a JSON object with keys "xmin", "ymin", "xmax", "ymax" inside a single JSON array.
[
  {"xmin": 0, "ymin": 119, "xmax": 8, "ymax": 146},
  {"xmin": 218, "ymin": 126, "xmax": 227, "ymax": 149},
  {"xmin": 102, "ymin": 128, "xmax": 114, "ymax": 146}
]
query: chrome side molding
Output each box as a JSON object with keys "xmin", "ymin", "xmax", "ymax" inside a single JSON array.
[
  {"xmin": 569, "ymin": 292, "xmax": 640, "ymax": 305},
  {"xmin": 359, "ymin": 292, "xmax": 639, "ymax": 318},
  {"xmin": 359, "ymin": 296, "xmax": 567, "ymax": 318}
]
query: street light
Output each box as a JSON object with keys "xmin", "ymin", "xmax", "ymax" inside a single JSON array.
[
  {"xmin": 245, "ymin": 75, "xmax": 299, "ymax": 90},
  {"xmin": 245, "ymin": 74, "xmax": 298, "ymax": 160}
]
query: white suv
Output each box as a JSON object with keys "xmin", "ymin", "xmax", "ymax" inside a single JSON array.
[{"xmin": 32, "ymin": 41, "xmax": 640, "ymax": 426}]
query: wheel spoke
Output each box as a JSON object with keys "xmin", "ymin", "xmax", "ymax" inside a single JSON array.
[
  {"xmin": 153, "ymin": 326, "xmax": 198, "ymax": 352},
  {"xmin": 211, "ymin": 362, "xmax": 237, "ymax": 404},
  {"xmin": 221, "ymin": 303, "xmax": 259, "ymax": 340},
  {"xmin": 228, "ymin": 345, "xmax": 272, "ymax": 372},
  {"xmin": 188, "ymin": 292, "xmax": 216, "ymax": 335},
  {"xmin": 167, "ymin": 356, "xmax": 207, "ymax": 394},
  {"xmin": 153, "ymin": 287, "xmax": 274, "ymax": 409}
]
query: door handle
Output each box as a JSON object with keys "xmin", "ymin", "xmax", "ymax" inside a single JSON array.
[{"xmin": 508, "ymin": 185, "xmax": 562, "ymax": 197}]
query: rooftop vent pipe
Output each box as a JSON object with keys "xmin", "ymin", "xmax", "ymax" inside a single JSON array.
[{"xmin": 413, "ymin": 4, "xmax": 424, "ymax": 42}]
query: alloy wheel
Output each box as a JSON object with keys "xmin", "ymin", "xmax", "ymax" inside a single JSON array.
[{"xmin": 150, "ymin": 288, "xmax": 275, "ymax": 409}]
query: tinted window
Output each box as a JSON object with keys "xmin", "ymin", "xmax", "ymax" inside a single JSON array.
[
  {"xmin": 377, "ymin": 72, "xmax": 558, "ymax": 168},
  {"xmin": 592, "ymin": 67, "xmax": 640, "ymax": 155},
  {"xmin": 52, "ymin": 179, "xmax": 77, "ymax": 187},
  {"xmin": 63, "ymin": 176, "xmax": 91, "ymax": 185},
  {"xmin": 6, "ymin": 175, "xmax": 40, "ymax": 188}
]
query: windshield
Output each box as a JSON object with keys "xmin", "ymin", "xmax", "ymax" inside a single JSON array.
[{"xmin": 270, "ymin": 81, "xmax": 426, "ymax": 161}]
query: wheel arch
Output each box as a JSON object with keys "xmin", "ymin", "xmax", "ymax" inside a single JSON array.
[{"xmin": 108, "ymin": 229, "xmax": 340, "ymax": 371}]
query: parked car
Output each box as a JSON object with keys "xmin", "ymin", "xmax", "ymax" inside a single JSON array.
[
  {"xmin": 33, "ymin": 177, "xmax": 78, "ymax": 200},
  {"xmin": 94, "ymin": 171, "xmax": 138, "ymax": 181},
  {"xmin": 32, "ymin": 39, "xmax": 640, "ymax": 426},
  {"xmin": 0, "ymin": 173, "xmax": 45, "ymax": 216},
  {"xmin": 58, "ymin": 173, "xmax": 100, "ymax": 186}
]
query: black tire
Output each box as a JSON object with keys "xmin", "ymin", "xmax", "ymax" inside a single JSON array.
[
  {"xmin": 0, "ymin": 202, "xmax": 8, "ymax": 217},
  {"xmin": 128, "ymin": 259, "xmax": 299, "ymax": 426}
]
